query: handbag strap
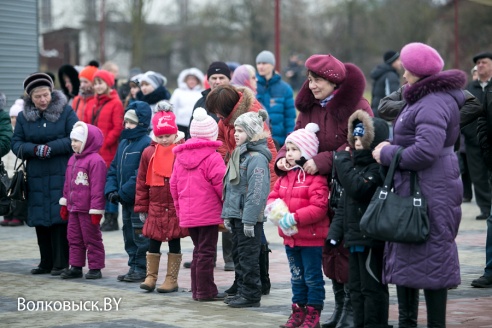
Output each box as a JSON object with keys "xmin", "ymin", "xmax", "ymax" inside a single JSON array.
[
  {"xmin": 13, "ymin": 147, "xmax": 26, "ymax": 172},
  {"xmin": 410, "ymin": 172, "xmax": 424, "ymax": 206},
  {"xmin": 381, "ymin": 147, "xmax": 404, "ymax": 190}
]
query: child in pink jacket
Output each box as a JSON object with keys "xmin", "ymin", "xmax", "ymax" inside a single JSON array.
[
  {"xmin": 170, "ymin": 107, "xmax": 227, "ymax": 301},
  {"xmin": 59, "ymin": 122, "xmax": 107, "ymax": 280}
]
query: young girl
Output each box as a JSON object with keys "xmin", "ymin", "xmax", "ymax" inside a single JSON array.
[
  {"xmin": 59, "ymin": 122, "xmax": 107, "ymax": 279},
  {"xmin": 137, "ymin": 71, "xmax": 171, "ymax": 126},
  {"xmin": 222, "ymin": 110, "xmax": 271, "ymax": 308},
  {"xmin": 86, "ymin": 69, "xmax": 124, "ymax": 232},
  {"xmin": 268, "ymin": 123, "xmax": 329, "ymax": 328},
  {"xmin": 135, "ymin": 100, "xmax": 188, "ymax": 293},
  {"xmin": 170, "ymin": 107, "xmax": 226, "ymax": 301}
]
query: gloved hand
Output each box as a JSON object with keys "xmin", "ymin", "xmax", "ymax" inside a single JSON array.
[
  {"xmin": 34, "ymin": 144, "xmax": 51, "ymax": 159},
  {"xmin": 60, "ymin": 205, "xmax": 69, "ymax": 221},
  {"xmin": 139, "ymin": 213, "xmax": 148, "ymax": 223},
  {"xmin": 223, "ymin": 219, "xmax": 232, "ymax": 233},
  {"xmin": 327, "ymin": 239, "xmax": 339, "ymax": 247},
  {"xmin": 107, "ymin": 192, "xmax": 120, "ymax": 204},
  {"xmin": 91, "ymin": 214, "xmax": 103, "ymax": 225},
  {"xmin": 244, "ymin": 224, "xmax": 255, "ymax": 238},
  {"xmin": 279, "ymin": 213, "xmax": 296, "ymax": 230}
]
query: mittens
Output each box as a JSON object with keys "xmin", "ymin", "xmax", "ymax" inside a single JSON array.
[
  {"xmin": 243, "ymin": 224, "xmax": 255, "ymax": 238},
  {"xmin": 139, "ymin": 213, "xmax": 148, "ymax": 223},
  {"xmin": 279, "ymin": 213, "xmax": 296, "ymax": 230},
  {"xmin": 60, "ymin": 205, "xmax": 69, "ymax": 221},
  {"xmin": 91, "ymin": 214, "xmax": 103, "ymax": 225},
  {"xmin": 34, "ymin": 144, "xmax": 51, "ymax": 159},
  {"xmin": 107, "ymin": 192, "xmax": 120, "ymax": 204}
]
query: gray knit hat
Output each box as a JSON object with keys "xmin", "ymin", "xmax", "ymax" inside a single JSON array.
[
  {"xmin": 234, "ymin": 110, "xmax": 268, "ymax": 140},
  {"xmin": 256, "ymin": 50, "xmax": 276, "ymax": 66}
]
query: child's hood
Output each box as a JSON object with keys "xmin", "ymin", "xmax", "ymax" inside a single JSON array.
[
  {"xmin": 347, "ymin": 109, "xmax": 389, "ymax": 150},
  {"xmin": 74, "ymin": 121, "xmax": 103, "ymax": 156},
  {"xmin": 126, "ymin": 100, "xmax": 152, "ymax": 128},
  {"xmin": 173, "ymin": 138, "xmax": 222, "ymax": 169},
  {"xmin": 176, "ymin": 68, "xmax": 205, "ymax": 91}
]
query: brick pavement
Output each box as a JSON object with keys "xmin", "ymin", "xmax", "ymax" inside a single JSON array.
[{"xmin": 0, "ymin": 201, "xmax": 491, "ymax": 327}]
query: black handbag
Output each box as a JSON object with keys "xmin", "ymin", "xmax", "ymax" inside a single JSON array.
[
  {"xmin": 0, "ymin": 161, "xmax": 12, "ymax": 215},
  {"xmin": 8, "ymin": 150, "xmax": 28, "ymax": 201},
  {"xmin": 359, "ymin": 147, "xmax": 430, "ymax": 244},
  {"xmin": 329, "ymin": 153, "xmax": 343, "ymax": 209}
]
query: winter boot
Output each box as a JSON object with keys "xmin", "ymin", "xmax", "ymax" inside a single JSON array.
[
  {"xmin": 301, "ymin": 306, "xmax": 321, "ymax": 328},
  {"xmin": 397, "ymin": 286, "xmax": 419, "ymax": 328},
  {"xmin": 280, "ymin": 304, "xmax": 306, "ymax": 328},
  {"xmin": 224, "ymin": 275, "xmax": 238, "ymax": 296},
  {"xmin": 321, "ymin": 280, "xmax": 344, "ymax": 328},
  {"xmin": 260, "ymin": 244, "xmax": 271, "ymax": 295},
  {"xmin": 60, "ymin": 266, "xmax": 83, "ymax": 279},
  {"xmin": 335, "ymin": 284, "xmax": 354, "ymax": 328},
  {"xmin": 424, "ymin": 288, "xmax": 447, "ymax": 328},
  {"xmin": 100, "ymin": 212, "xmax": 119, "ymax": 232},
  {"xmin": 140, "ymin": 252, "xmax": 161, "ymax": 292},
  {"xmin": 156, "ymin": 253, "xmax": 182, "ymax": 293}
]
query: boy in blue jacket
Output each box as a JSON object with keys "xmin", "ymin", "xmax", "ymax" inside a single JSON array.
[{"xmin": 105, "ymin": 100, "xmax": 152, "ymax": 282}]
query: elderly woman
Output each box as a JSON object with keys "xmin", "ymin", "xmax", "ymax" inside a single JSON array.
[
  {"xmin": 372, "ymin": 43, "xmax": 465, "ymax": 328},
  {"xmin": 12, "ymin": 73, "xmax": 78, "ymax": 275},
  {"xmin": 275, "ymin": 54, "xmax": 373, "ymax": 328}
]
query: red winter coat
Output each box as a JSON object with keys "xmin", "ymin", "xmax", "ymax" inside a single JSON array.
[
  {"xmin": 217, "ymin": 87, "xmax": 278, "ymax": 189},
  {"xmin": 85, "ymin": 89, "xmax": 124, "ymax": 167},
  {"xmin": 72, "ymin": 94, "xmax": 95, "ymax": 123},
  {"xmin": 134, "ymin": 141, "xmax": 188, "ymax": 242},
  {"xmin": 267, "ymin": 170, "xmax": 329, "ymax": 247}
]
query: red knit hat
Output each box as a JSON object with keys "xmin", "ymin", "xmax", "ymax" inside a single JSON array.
[
  {"xmin": 305, "ymin": 54, "xmax": 346, "ymax": 84},
  {"xmin": 93, "ymin": 70, "xmax": 115, "ymax": 88},
  {"xmin": 78, "ymin": 65, "xmax": 98, "ymax": 82},
  {"xmin": 152, "ymin": 105, "xmax": 178, "ymax": 136}
]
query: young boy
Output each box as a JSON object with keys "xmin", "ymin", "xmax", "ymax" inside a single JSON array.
[
  {"xmin": 327, "ymin": 109, "xmax": 390, "ymax": 328},
  {"xmin": 59, "ymin": 122, "xmax": 107, "ymax": 279},
  {"xmin": 222, "ymin": 110, "xmax": 271, "ymax": 308},
  {"xmin": 105, "ymin": 101, "xmax": 152, "ymax": 282}
]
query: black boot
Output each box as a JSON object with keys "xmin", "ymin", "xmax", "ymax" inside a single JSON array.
[
  {"xmin": 335, "ymin": 284, "xmax": 354, "ymax": 328},
  {"xmin": 321, "ymin": 280, "xmax": 345, "ymax": 328},
  {"xmin": 225, "ymin": 276, "xmax": 238, "ymax": 296},
  {"xmin": 259, "ymin": 244, "xmax": 271, "ymax": 295},
  {"xmin": 60, "ymin": 266, "xmax": 83, "ymax": 279},
  {"xmin": 101, "ymin": 212, "xmax": 119, "ymax": 232},
  {"xmin": 396, "ymin": 286, "xmax": 419, "ymax": 328},
  {"xmin": 424, "ymin": 288, "xmax": 447, "ymax": 328}
]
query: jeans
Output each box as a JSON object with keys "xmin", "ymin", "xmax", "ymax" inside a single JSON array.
[
  {"xmin": 122, "ymin": 205, "xmax": 149, "ymax": 274},
  {"xmin": 285, "ymin": 245, "xmax": 325, "ymax": 308}
]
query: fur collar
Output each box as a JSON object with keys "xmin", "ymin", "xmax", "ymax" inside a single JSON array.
[
  {"xmin": 347, "ymin": 109, "xmax": 374, "ymax": 149},
  {"xmin": 403, "ymin": 70, "xmax": 467, "ymax": 105},
  {"xmin": 23, "ymin": 90, "xmax": 67, "ymax": 122},
  {"xmin": 295, "ymin": 63, "xmax": 367, "ymax": 123},
  {"xmin": 222, "ymin": 87, "xmax": 261, "ymax": 127}
]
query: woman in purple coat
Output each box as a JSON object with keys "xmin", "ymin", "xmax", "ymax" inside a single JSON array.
[{"xmin": 373, "ymin": 42, "xmax": 466, "ymax": 328}]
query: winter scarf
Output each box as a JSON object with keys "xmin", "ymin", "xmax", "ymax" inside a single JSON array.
[{"xmin": 146, "ymin": 143, "xmax": 175, "ymax": 186}]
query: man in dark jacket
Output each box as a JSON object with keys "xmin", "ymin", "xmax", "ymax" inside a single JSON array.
[{"xmin": 370, "ymin": 50, "xmax": 402, "ymax": 117}]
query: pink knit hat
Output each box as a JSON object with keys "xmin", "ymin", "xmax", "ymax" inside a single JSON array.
[
  {"xmin": 400, "ymin": 42, "xmax": 444, "ymax": 77},
  {"xmin": 285, "ymin": 123, "xmax": 320, "ymax": 160},
  {"xmin": 190, "ymin": 107, "xmax": 218, "ymax": 141},
  {"xmin": 152, "ymin": 104, "xmax": 178, "ymax": 136},
  {"xmin": 305, "ymin": 54, "xmax": 346, "ymax": 84}
]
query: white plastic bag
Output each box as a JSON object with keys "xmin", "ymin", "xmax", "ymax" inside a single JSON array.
[{"xmin": 264, "ymin": 198, "xmax": 298, "ymax": 236}]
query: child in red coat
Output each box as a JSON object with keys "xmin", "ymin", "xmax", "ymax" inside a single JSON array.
[
  {"xmin": 267, "ymin": 123, "xmax": 329, "ymax": 328},
  {"xmin": 135, "ymin": 101, "xmax": 188, "ymax": 293}
]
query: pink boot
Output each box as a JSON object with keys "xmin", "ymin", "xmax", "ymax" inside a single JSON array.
[
  {"xmin": 280, "ymin": 304, "xmax": 306, "ymax": 328},
  {"xmin": 300, "ymin": 306, "xmax": 321, "ymax": 328}
]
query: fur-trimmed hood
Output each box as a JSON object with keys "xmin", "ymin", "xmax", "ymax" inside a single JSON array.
[
  {"xmin": 295, "ymin": 63, "xmax": 366, "ymax": 123},
  {"xmin": 173, "ymin": 138, "xmax": 222, "ymax": 169},
  {"xmin": 222, "ymin": 87, "xmax": 263, "ymax": 127},
  {"xmin": 403, "ymin": 69, "xmax": 467, "ymax": 105},
  {"xmin": 348, "ymin": 109, "xmax": 389, "ymax": 150},
  {"xmin": 23, "ymin": 90, "xmax": 68, "ymax": 122}
]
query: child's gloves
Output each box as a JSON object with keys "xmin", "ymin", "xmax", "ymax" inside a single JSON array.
[
  {"xmin": 91, "ymin": 214, "xmax": 102, "ymax": 225},
  {"xmin": 60, "ymin": 205, "xmax": 68, "ymax": 221},
  {"xmin": 34, "ymin": 144, "xmax": 51, "ymax": 159},
  {"xmin": 223, "ymin": 219, "xmax": 232, "ymax": 233},
  {"xmin": 244, "ymin": 224, "xmax": 255, "ymax": 238},
  {"xmin": 107, "ymin": 192, "xmax": 120, "ymax": 204},
  {"xmin": 139, "ymin": 213, "xmax": 147, "ymax": 223},
  {"xmin": 279, "ymin": 213, "xmax": 296, "ymax": 230}
]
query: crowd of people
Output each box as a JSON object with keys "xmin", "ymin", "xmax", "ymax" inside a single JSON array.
[{"xmin": 0, "ymin": 43, "xmax": 491, "ymax": 328}]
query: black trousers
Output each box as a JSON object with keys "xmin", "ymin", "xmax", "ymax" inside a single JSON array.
[
  {"xmin": 349, "ymin": 246, "xmax": 389, "ymax": 328},
  {"xmin": 35, "ymin": 224, "xmax": 69, "ymax": 270},
  {"xmin": 231, "ymin": 219, "xmax": 262, "ymax": 302},
  {"xmin": 465, "ymin": 139, "xmax": 491, "ymax": 215}
]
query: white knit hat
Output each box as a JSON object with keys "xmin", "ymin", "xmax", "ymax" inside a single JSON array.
[
  {"xmin": 9, "ymin": 99, "xmax": 24, "ymax": 117},
  {"xmin": 234, "ymin": 110, "xmax": 268, "ymax": 140},
  {"xmin": 190, "ymin": 107, "xmax": 218, "ymax": 141},
  {"xmin": 285, "ymin": 123, "xmax": 320, "ymax": 160},
  {"xmin": 70, "ymin": 122, "xmax": 88, "ymax": 153}
]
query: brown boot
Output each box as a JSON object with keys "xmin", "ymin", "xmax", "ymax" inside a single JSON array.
[
  {"xmin": 140, "ymin": 252, "xmax": 161, "ymax": 292},
  {"xmin": 156, "ymin": 253, "xmax": 182, "ymax": 293}
]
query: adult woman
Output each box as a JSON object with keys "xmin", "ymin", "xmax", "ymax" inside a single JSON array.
[
  {"xmin": 12, "ymin": 73, "xmax": 78, "ymax": 275},
  {"xmin": 372, "ymin": 42, "xmax": 465, "ymax": 328},
  {"xmin": 231, "ymin": 64, "xmax": 258, "ymax": 93},
  {"xmin": 275, "ymin": 54, "xmax": 373, "ymax": 328},
  {"xmin": 57, "ymin": 64, "xmax": 80, "ymax": 106}
]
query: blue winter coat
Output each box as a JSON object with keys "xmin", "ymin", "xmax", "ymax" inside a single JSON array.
[
  {"xmin": 379, "ymin": 70, "xmax": 466, "ymax": 289},
  {"xmin": 256, "ymin": 73, "xmax": 296, "ymax": 146},
  {"xmin": 105, "ymin": 101, "xmax": 152, "ymax": 205},
  {"xmin": 11, "ymin": 90, "xmax": 79, "ymax": 227}
]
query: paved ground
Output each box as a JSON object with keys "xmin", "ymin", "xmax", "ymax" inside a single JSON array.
[{"xmin": 0, "ymin": 200, "xmax": 491, "ymax": 328}]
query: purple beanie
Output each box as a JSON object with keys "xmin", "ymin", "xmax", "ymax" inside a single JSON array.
[{"xmin": 400, "ymin": 42, "xmax": 444, "ymax": 77}]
